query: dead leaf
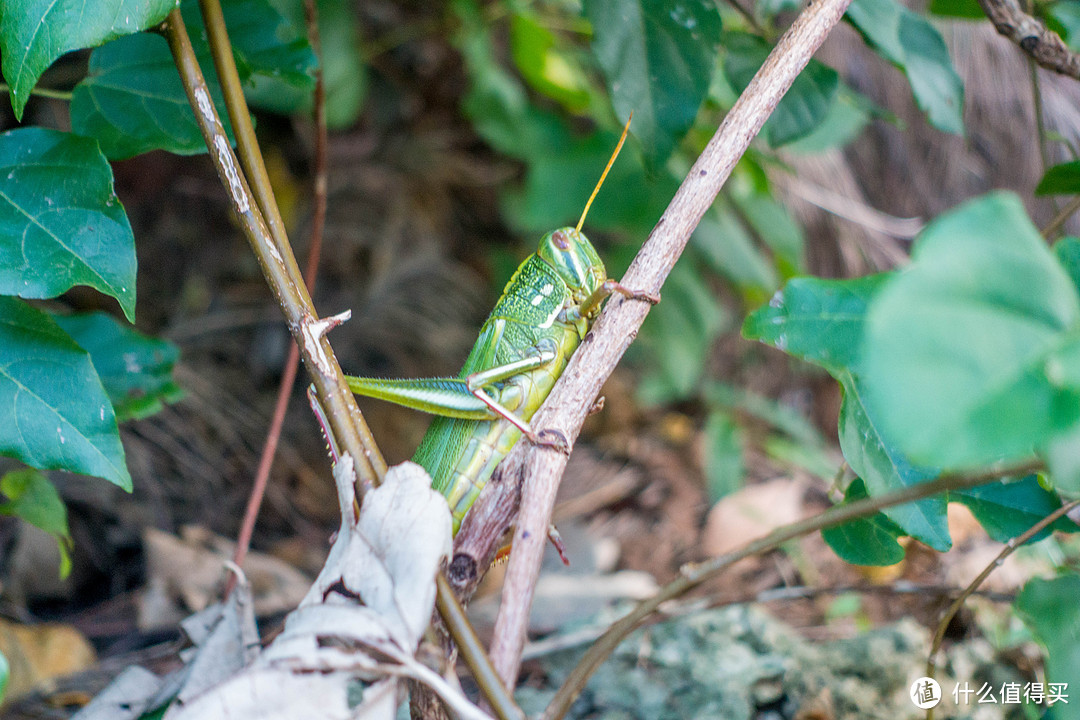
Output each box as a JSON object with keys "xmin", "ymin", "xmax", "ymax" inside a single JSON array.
[
  {"xmin": 160, "ymin": 460, "xmax": 484, "ymax": 720},
  {"xmin": 140, "ymin": 525, "xmax": 311, "ymax": 629},
  {"xmin": 0, "ymin": 618, "xmax": 96, "ymax": 703},
  {"xmin": 703, "ymin": 477, "xmax": 810, "ymax": 556}
]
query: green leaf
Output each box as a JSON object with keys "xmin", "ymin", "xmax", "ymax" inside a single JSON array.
[
  {"xmin": 1047, "ymin": 422, "xmax": 1080, "ymax": 495},
  {"xmin": 1046, "ymin": 1, "xmax": 1080, "ymax": 51},
  {"xmin": 0, "ymin": 297, "xmax": 130, "ymax": 490},
  {"xmin": 1037, "ymin": 161, "xmax": 1080, "ymax": 195},
  {"xmin": 1055, "ymin": 237, "xmax": 1080, "ymax": 295},
  {"xmin": 702, "ymin": 410, "xmax": 744, "ymax": 502},
  {"xmin": 692, "ymin": 205, "xmax": 778, "ymax": 301},
  {"xmin": 585, "ymin": 0, "xmax": 722, "ymax": 165},
  {"xmin": 217, "ymin": 0, "xmax": 317, "ymax": 115},
  {"xmin": 951, "ymin": 476, "xmax": 1079, "ymax": 543},
  {"xmin": 744, "ymin": 273, "xmax": 951, "ymax": 549},
  {"xmin": 503, "ymin": 124, "xmax": 675, "ymax": 235},
  {"xmin": 928, "ymin": 0, "xmax": 985, "ymax": 18},
  {"xmin": 729, "ymin": 180, "xmax": 805, "ymax": 275},
  {"xmin": 743, "ymin": 274, "xmax": 889, "ymax": 374},
  {"xmin": 70, "ymin": 32, "xmax": 234, "ymax": 159},
  {"xmin": 0, "ymin": 0, "xmax": 176, "ymax": 120},
  {"xmin": 723, "ymin": 31, "xmax": 839, "ymax": 148},
  {"xmin": 837, "ymin": 373, "xmax": 950, "ymax": 549},
  {"xmin": 862, "ymin": 192, "xmax": 1080, "ymax": 470},
  {"xmin": 0, "ymin": 468, "xmax": 72, "ymax": 577},
  {"xmin": 1015, "ymin": 574, "xmax": 1080, "ymax": 718},
  {"xmin": 640, "ymin": 259, "xmax": 730, "ymax": 399},
  {"xmin": 822, "ymin": 477, "xmax": 907, "ymax": 566},
  {"xmin": 781, "ymin": 85, "xmax": 872, "ymax": 154},
  {"xmin": 846, "ymin": 0, "xmax": 964, "ymax": 134},
  {"xmin": 70, "ymin": 0, "xmax": 315, "ymax": 159},
  {"xmin": 308, "ymin": 0, "xmax": 365, "ymax": 128},
  {"xmin": 51, "ymin": 312, "xmax": 183, "ymax": 422},
  {"xmin": 0, "ymin": 127, "xmax": 136, "ymax": 321},
  {"xmin": 511, "ymin": 12, "xmax": 592, "ymax": 112}
]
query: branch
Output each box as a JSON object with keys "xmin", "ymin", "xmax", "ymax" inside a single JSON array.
[
  {"xmin": 978, "ymin": 0, "xmax": 1080, "ymax": 79},
  {"xmin": 475, "ymin": 0, "xmax": 858, "ymax": 689},
  {"xmin": 230, "ymin": 0, "xmax": 331, "ymax": 579},
  {"xmin": 164, "ymin": 8, "xmax": 387, "ymax": 496}
]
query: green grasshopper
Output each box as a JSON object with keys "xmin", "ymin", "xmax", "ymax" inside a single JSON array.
[{"xmin": 346, "ymin": 121, "xmax": 655, "ymax": 535}]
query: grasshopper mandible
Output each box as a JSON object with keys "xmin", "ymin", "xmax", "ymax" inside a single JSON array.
[{"xmin": 346, "ymin": 120, "xmax": 657, "ymax": 534}]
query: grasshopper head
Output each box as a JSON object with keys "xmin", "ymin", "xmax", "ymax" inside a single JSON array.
[{"xmin": 537, "ymin": 227, "xmax": 606, "ymax": 306}]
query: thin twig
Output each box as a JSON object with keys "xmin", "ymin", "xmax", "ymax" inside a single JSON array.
[
  {"xmin": 541, "ymin": 460, "xmax": 1044, "ymax": 720},
  {"xmin": 924, "ymin": 498, "xmax": 1080, "ymax": 720},
  {"xmin": 1041, "ymin": 193, "xmax": 1080, "ymax": 239},
  {"xmin": 230, "ymin": 0, "xmax": 331, "ymax": 579},
  {"xmin": 483, "ymin": 0, "xmax": 858, "ymax": 691},
  {"xmin": 522, "ymin": 582, "xmax": 1019, "ymax": 661},
  {"xmin": 978, "ymin": 0, "xmax": 1080, "ymax": 79}
]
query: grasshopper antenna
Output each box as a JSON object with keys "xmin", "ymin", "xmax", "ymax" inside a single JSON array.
[{"xmin": 576, "ymin": 113, "xmax": 632, "ymax": 232}]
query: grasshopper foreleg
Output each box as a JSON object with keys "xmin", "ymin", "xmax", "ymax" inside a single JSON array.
[{"xmin": 570, "ymin": 279, "xmax": 660, "ymax": 323}]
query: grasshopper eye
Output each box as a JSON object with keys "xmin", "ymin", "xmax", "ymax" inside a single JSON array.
[{"xmin": 552, "ymin": 230, "xmax": 570, "ymax": 250}]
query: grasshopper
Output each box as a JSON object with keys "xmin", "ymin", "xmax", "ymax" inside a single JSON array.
[{"xmin": 346, "ymin": 121, "xmax": 656, "ymax": 534}]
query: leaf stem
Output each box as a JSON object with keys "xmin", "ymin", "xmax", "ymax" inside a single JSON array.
[{"xmin": 0, "ymin": 83, "xmax": 72, "ymax": 101}]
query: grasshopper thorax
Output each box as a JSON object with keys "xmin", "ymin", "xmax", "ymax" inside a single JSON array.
[{"xmin": 537, "ymin": 227, "xmax": 606, "ymax": 307}]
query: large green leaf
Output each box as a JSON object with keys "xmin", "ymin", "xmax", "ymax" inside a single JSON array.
[
  {"xmin": 1055, "ymin": 236, "xmax": 1080, "ymax": 295},
  {"xmin": 0, "ymin": 127, "xmax": 136, "ymax": 321},
  {"xmin": 69, "ymin": 32, "xmax": 234, "ymax": 159},
  {"xmin": 52, "ymin": 312, "xmax": 182, "ymax": 422},
  {"xmin": 1015, "ymin": 574, "xmax": 1080, "ymax": 720},
  {"xmin": 723, "ymin": 31, "xmax": 839, "ymax": 148},
  {"xmin": 70, "ymin": 0, "xmax": 315, "ymax": 159},
  {"xmin": 863, "ymin": 192, "xmax": 1080, "ymax": 470},
  {"xmin": 743, "ymin": 274, "xmax": 888, "ymax": 374},
  {"xmin": 846, "ymin": 0, "xmax": 964, "ymax": 135},
  {"xmin": 744, "ymin": 273, "xmax": 951, "ymax": 550},
  {"xmin": 0, "ymin": 468, "xmax": 72, "ymax": 576},
  {"xmin": 0, "ymin": 0, "xmax": 176, "ymax": 120},
  {"xmin": 0, "ymin": 297, "xmax": 130, "ymax": 490},
  {"xmin": 821, "ymin": 477, "xmax": 906, "ymax": 566},
  {"xmin": 584, "ymin": 0, "xmax": 722, "ymax": 165}
]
